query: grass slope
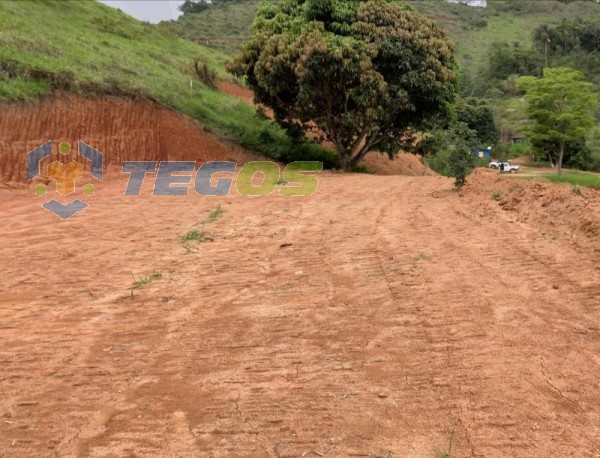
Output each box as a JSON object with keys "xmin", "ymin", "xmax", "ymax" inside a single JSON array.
[
  {"xmin": 172, "ymin": 1, "xmax": 600, "ymax": 73},
  {"xmin": 0, "ymin": 0, "xmax": 336, "ymax": 166},
  {"xmin": 173, "ymin": 1, "xmax": 261, "ymax": 53},
  {"xmin": 173, "ymin": 0, "xmax": 600, "ymax": 137},
  {"xmin": 544, "ymin": 170, "xmax": 600, "ymax": 188}
]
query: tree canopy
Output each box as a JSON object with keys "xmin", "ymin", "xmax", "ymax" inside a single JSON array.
[
  {"xmin": 455, "ymin": 98, "xmax": 499, "ymax": 146},
  {"xmin": 179, "ymin": 0, "xmax": 211, "ymax": 14},
  {"xmin": 519, "ymin": 67, "xmax": 597, "ymax": 175},
  {"xmin": 228, "ymin": 0, "xmax": 457, "ymax": 171},
  {"xmin": 179, "ymin": 0, "xmax": 243, "ymax": 15}
]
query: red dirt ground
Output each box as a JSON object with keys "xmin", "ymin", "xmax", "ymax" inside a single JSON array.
[{"xmin": 1, "ymin": 96, "xmax": 600, "ymax": 457}]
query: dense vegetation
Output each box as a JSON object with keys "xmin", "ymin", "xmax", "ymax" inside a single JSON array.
[
  {"xmin": 3, "ymin": 0, "xmax": 600, "ymax": 177},
  {"xmin": 229, "ymin": 0, "xmax": 457, "ymax": 171},
  {"xmin": 173, "ymin": 0, "xmax": 262, "ymax": 52},
  {"xmin": 519, "ymin": 68, "xmax": 597, "ymax": 175},
  {"xmin": 0, "ymin": 0, "xmax": 337, "ymax": 166},
  {"xmin": 174, "ymin": 0, "xmax": 600, "ymax": 174}
]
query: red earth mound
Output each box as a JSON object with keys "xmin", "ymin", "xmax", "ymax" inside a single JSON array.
[
  {"xmin": 0, "ymin": 94, "xmax": 263, "ymax": 185},
  {"xmin": 465, "ymin": 168, "xmax": 600, "ymax": 252},
  {"xmin": 360, "ymin": 151, "xmax": 437, "ymax": 176}
]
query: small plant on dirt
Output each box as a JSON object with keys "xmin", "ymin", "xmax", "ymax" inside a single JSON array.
[
  {"xmin": 131, "ymin": 270, "xmax": 162, "ymax": 289},
  {"xmin": 179, "ymin": 229, "xmax": 205, "ymax": 242},
  {"xmin": 206, "ymin": 205, "xmax": 224, "ymax": 223},
  {"xmin": 178, "ymin": 206, "xmax": 223, "ymax": 251},
  {"xmin": 435, "ymin": 430, "xmax": 455, "ymax": 458},
  {"xmin": 435, "ymin": 447, "xmax": 454, "ymax": 458},
  {"xmin": 180, "ymin": 243, "xmax": 196, "ymax": 252},
  {"xmin": 491, "ymin": 191, "xmax": 503, "ymax": 201},
  {"xmin": 193, "ymin": 57, "xmax": 218, "ymax": 90},
  {"xmin": 414, "ymin": 253, "xmax": 432, "ymax": 261},
  {"xmin": 178, "ymin": 229, "xmax": 206, "ymax": 252},
  {"xmin": 571, "ymin": 185, "xmax": 583, "ymax": 197},
  {"xmin": 277, "ymin": 178, "xmax": 288, "ymax": 185}
]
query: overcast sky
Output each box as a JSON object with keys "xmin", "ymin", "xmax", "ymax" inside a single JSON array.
[
  {"xmin": 99, "ymin": 1, "xmax": 185, "ymax": 23},
  {"xmin": 98, "ymin": 0, "xmax": 493, "ymax": 24}
]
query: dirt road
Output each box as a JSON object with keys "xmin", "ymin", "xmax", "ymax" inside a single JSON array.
[{"xmin": 1, "ymin": 172, "xmax": 599, "ymax": 457}]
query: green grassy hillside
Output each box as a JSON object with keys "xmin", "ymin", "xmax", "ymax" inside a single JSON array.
[
  {"xmin": 405, "ymin": 1, "xmax": 600, "ymax": 75},
  {"xmin": 0, "ymin": 0, "xmax": 335, "ymax": 165},
  {"xmin": 174, "ymin": 0, "xmax": 261, "ymax": 53},
  {"xmin": 172, "ymin": 1, "xmax": 600, "ymax": 75},
  {"xmin": 173, "ymin": 0, "xmax": 600, "ymax": 138}
]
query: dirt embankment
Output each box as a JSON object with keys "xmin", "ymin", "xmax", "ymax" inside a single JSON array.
[
  {"xmin": 465, "ymin": 168, "xmax": 600, "ymax": 252},
  {"xmin": 0, "ymin": 94, "xmax": 262, "ymax": 184}
]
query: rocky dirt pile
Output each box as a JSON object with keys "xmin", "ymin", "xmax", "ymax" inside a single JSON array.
[{"xmin": 466, "ymin": 168, "xmax": 600, "ymax": 252}]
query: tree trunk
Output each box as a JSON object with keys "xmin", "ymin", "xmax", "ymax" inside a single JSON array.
[
  {"xmin": 350, "ymin": 152, "xmax": 365, "ymax": 170},
  {"xmin": 557, "ymin": 139, "xmax": 565, "ymax": 177},
  {"xmin": 340, "ymin": 153, "xmax": 352, "ymax": 173},
  {"xmin": 547, "ymin": 152, "xmax": 555, "ymax": 169}
]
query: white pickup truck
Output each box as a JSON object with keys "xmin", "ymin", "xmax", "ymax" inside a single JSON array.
[{"xmin": 489, "ymin": 161, "xmax": 520, "ymax": 173}]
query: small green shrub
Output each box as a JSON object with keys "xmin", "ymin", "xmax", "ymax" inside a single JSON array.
[
  {"xmin": 491, "ymin": 191, "xmax": 503, "ymax": 200},
  {"xmin": 179, "ymin": 229, "xmax": 205, "ymax": 242},
  {"xmin": 131, "ymin": 270, "xmax": 163, "ymax": 289},
  {"xmin": 193, "ymin": 57, "xmax": 218, "ymax": 89},
  {"xmin": 351, "ymin": 164, "xmax": 375, "ymax": 174},
  {"xmin": 449, "ymin": 148, "xmax": 474, "ymax": 190},
  {"xmin": 206, "ymin": 205, "xmax": 224, "ymax": 223}
]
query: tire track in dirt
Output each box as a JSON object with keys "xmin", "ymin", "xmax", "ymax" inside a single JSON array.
[{"xmin": 0, "ymin": 173, "xmax": 599, "ymax": 456}]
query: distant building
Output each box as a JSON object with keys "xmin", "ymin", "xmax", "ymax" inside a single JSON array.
[
  {"xmin": 472, "ymin": 147, "xmax": 492, "ymax": 159},
  {"xmin": 511, "ymin": 134, "xmax": 527, "ymax": 145},
  {"xmin": 446, "ymin": 0, "xmax": 487, "ymax": 7}
]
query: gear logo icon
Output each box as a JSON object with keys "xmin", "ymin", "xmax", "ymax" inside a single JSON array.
[{"xmin": 26, "ymin": 140, "xmax": 104, "ymax": 219}]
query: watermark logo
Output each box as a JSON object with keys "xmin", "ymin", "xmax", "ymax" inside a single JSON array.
[
  {"xmin": 121, "ymin": 161, "xmax": 322, "ymax": 197},
  {"xmin": 27, "ymin": 140, "xmax": 103, "ymax": 219},
  {"xmin": 27, "ymin": 141, "xmax": 321, "ymax": 219}
]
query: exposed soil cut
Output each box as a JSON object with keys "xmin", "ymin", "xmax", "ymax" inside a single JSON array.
[{"xmin": 0, "ymin": 94, "xmax": 263, "ymax": 184}]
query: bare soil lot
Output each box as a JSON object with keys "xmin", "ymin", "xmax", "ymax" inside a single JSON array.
[{"xmin": 1, "ymin": 169, "xmax": 599, "ymax": 457}]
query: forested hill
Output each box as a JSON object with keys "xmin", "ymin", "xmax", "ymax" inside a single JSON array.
[{"xmin": 172, "ymin": 0, "xmax": 600, "ymax": 139}]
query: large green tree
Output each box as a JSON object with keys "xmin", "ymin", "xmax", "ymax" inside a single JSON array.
[
  {"xmin": 455, "ymin": 98, "xmax": 499, "ymax": 146},
  {"xmin": 229, "ymin": 0, "xmax": 457, "ymax": 171},
  {"xmin": 519, "ymin": 67, "xmax": 597, "ymax": 176}
]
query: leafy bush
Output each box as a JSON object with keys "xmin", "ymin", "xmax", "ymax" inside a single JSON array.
[
  {"xmin": 455, "ymin": 98, "xmax": 500, "ymax": 146},
  {"xmin": 449, "ymin": 147, "xmax": 474, "ymax": 189},
  {"xmin": 509, "ymin": 142, "xmax": 530, "ymax": 157},
  {"xmin": 193, "ymin": 57, "xmax": 218, "ymax": 89},
  {"xmin": 420, "ymin": 122, "xmax": 478, "ymax": 188},
  {"xmin": 584, "ymin": 125, "xmax": 600, "ymax": 171},
  {"xmin": 473, "ymin": 156, "xmax": 492, "ymax": 168}
]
